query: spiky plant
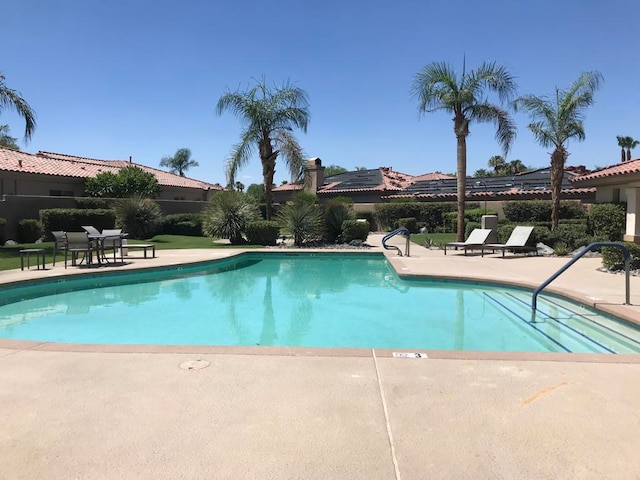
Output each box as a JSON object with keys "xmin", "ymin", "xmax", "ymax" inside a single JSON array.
[
  {"xmin": 277, "ymin": 201, "xmax": 323, "ymax": 247},
  {"xmin": 113, "ymin": 195, "xmax": 162, "ymax": 239},
  {"xmin": 202, "ymin": 190, "xmax": 259, "ymax": 244}
]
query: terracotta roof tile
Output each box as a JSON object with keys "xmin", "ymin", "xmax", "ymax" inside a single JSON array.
[
  {"xmin": 572, "ymin": 159, "xmax": 640, "ymax": 183},
  {"xmin": 0, "ymin": 148, "xmax": 222, "ymax": 191}
]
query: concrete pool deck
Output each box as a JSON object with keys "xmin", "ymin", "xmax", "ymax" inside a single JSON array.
[{"xmin": 1, "ymin": 236, "xmax": 640, "ymax": 479}]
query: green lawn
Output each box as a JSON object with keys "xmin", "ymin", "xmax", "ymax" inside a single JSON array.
[
  {"xmin": 0, "ymin": 235, "xmax": 254, "ymax": 272},
  {"xmin": 410, "ymin": 232, "xmax": 456, "ymax": 248}
]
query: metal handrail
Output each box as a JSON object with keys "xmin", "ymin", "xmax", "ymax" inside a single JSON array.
[
  {"xmin": 382, "ymin": 227, "xmax": 411, "ymax": 257},
  {"xmin": 532, "ymin": 242, "xmax": 631, "ymax": 311}
]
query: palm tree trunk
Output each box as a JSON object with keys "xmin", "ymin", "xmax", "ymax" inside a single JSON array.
[
  {"xmin": 260, "ymin": 137, "xmax": 277, "ymax": 220},
  {"xmin": 621, "ymin": 148, "xmax": 626, "ymax": 163},
  {"xmin": 550, "ymin": 147, "xmax": 566, "ymax": 230},
  {"xmin": 454, "ymin": 116, "xmax": 469, "ymax": 242},
  {"xmin": 627, "ymin": 148, "xmax": 631, "ymax": 162}
]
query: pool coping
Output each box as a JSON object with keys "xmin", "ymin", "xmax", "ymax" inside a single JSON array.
[{"xmin": 1, "ymin": 245, "xmax": 639, "ymax": 362}]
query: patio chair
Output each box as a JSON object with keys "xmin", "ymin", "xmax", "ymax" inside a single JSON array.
[
  {"xmin": 52, "ymin": 230, "xmax": 67, "ymax": 266},
  {"xmin": 444, "ymin": 228, "xmax": 492, "ymax": 256},
  {"xmin": 482, "ymin": 226, "xmax": 537, "ymax": 257},
  {"xmin": 65, "ymin": 232, "xmax": 94, "ymax": 268},
  {"xmin": 82, "ymin": 225, "xmax": 101, "ymax": 236},
  {"xmin": 101, "ymin": 229, "xmax": 125, "ymax": 264}
]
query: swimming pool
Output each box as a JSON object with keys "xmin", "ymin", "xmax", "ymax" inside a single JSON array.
[{"xmin": 1, "ymin": 252, "xmax": 639, "ymax": 353}]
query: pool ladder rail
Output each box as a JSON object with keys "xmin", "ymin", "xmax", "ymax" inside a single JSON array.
[
  {"xmin": 382, "ymin": 227, "xmax": 410, "ymax": 257},
  {"xmin": 532, "ymin": 242, "xmax": 631, "ymax": 312}
]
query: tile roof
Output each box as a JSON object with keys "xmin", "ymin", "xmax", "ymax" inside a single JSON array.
[
  {"xmin": 0, "ymin": 148, "xmax": 222, "ymax": 190},
  {"xmin": 571, "ymin": 158, "xmax": 640, "ymax": 183}
]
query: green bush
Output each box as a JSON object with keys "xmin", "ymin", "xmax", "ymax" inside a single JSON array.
[
  {"xmin": 355, "ymin": 211, "xmax": 375, "ymax": 231},
  {"xmin": 503, "ymin": 200, "xmax": 585, "ymax": 222},
  {"xmin": 589, "ymin": 203, "xmax": 625, "ymax": 241},
  {"xmin": 40, "ymin": 208, "xmax": 116, "ymax": 239},
  {"xmin": 465, "ymin": 221, "xmax": 481, "ymax": 238},
  {"xmin": 75, "ymin": 197, "xmax": 112, "ymax": 209},
  {"xmin": 374, "ymin": 202, "xmax": 465, "ymax": 231},
  {"xmin": 0, "ymin": 217, "xmax": 5, "ymax": 245},
  {"xmin": 601, "ymin": 242, "xmax": 640, "ymax": 270},
  {"xmin": 18, "ymin": 219, "xmax": 42, "ymax": 243},
  {"xmin": 342, "ymin": 220, "xmax": 369, "ymax": 243},
  {"xmin": 113, "ymin": 196, "xmax": 163, "ymax": 240},
  {"xmin": 84, "ymin": 166, "xmax": 159, "ymax": 198},
  {"xmin": 246, "ymin": 220, "xmax": 280, "ymax": 246},
  {"xmin": 323, "ymin": 198, "xmax": 354, "ymax": 243},
  {"xmin": 396, "ymin": 217, "xmax": 418, "ymax": 233},
  {"xmin": 202, "ymin": 191, "xmax": 259, "ymax": 244},
  {"xmin": 159, "ymin": 213, "xmax": 203, "ymax": 236}
]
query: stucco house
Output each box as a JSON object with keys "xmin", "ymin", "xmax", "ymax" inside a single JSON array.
[
  {"xmin": 0, "ymin": 147, "xmax": 223, "ymax": 240},
  {"xmin": 571, "ymin": 158, "xmax": 640, "ymax": 242},
  {"xmin": 274, "ymin": 158, "xmax": 595, "ymax": 217}
]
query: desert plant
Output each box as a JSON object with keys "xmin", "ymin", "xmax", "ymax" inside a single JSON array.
[
  {"xmin": 324, "ymin": 198, "xmax": 354, "ymax": 243},
  {"xmin": 202, "ymin": 191, "xmax": 259, "ymax": 244},
  {"xmin": 278, "ymin": 201, "xmax": 323, "ymax": 246},
  {"xmin": 113, "ymin": 195, "xmax": 163, "ymax": 239}
]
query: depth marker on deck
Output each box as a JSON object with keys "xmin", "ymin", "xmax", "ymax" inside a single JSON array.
[{"xmin": 392, "ymin": 352, "xmax": 428, "ymax": 359}]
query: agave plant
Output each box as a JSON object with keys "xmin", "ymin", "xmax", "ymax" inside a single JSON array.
[
  {"xmin": 202, "ymin": 190, "xmax": 259, "ymax": 244},
  {"xmin": 277, "ymin": 201, "xmax": 323, "ymax": 247},
  {"xmin": 113, "ymin": 195, "xmax": 162, "ymax": 239}
]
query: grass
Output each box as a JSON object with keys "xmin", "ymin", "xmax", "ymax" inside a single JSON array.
[
  {"xmin": 0, "ymin": 235, "xmax": 254, "ymax": 272},
  {"xmin": 410, "ymin": 232, "xmax": 456, "ymax": 248}
]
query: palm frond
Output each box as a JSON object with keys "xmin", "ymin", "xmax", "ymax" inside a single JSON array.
[
  {"xmin": 0, "ymin": 80, "xmax": 37, "ymax": 141},
  {"xmin": 225, "ymin": 130, "xmax": 257, "ymax": 184},
  {"xmin": 411, "ymin": 62, "xmax": 460, "ymax": 113},
  {"xmin": 470, "ymin": 103, "xmax": 517, "ymax": 155},
  {"xmin": 273, "ymin": 129, "xmax": 305, "ymax": 180}
]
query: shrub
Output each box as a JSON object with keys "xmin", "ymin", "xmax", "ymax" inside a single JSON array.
[
  {"xmin": 356, "ymin": 211, "xmax": 376, "ymax": 231},
  {"xmin": 374, "ymin": 202, "xmax": 463, "ymax": 231},
  {"xmin": 278, "ymin": 201, "xmax": 323, "ymax": 246},
  {"xmin": 589, "ymin": 203, "xmax": 625, "ymax": 241},
  {"xmin": 75, "ymin": 197, "xmax": 112, "ymax": 209},
  {"xmin": 0, "ymin": 217, "xmax": 5, "ymax": 244},
  {"xmin": 246, "ymin": 220, "xmax": 280, "ymax": 246},
  {"xmin": 85, "ymin": 166, "xmax": 159, "ymax": 198},
  {"xmin": 465, "ymin": 221, "xmax": 481, "ymax": 238},
  {"xmin": 40, "ymin": 208, "xmax": 116, "ymax": 239},
  {"xmin": 113, "ymin": 196, "xmax": 163, "ymax": 239},
  {"xmin": 18, "ymin": 219, "xmax": 42, "ymax": 243},
  {"xmin": 202, "ymin": 191, "xmax": 259, "ymax": 244},
  {"xmin": 396, "ymin": 217, "xmax": 418, "ymax": 233},
  {"xmin": 160, "ymin": 213, "xmax": 203, "ymax": 236},
  {"xmin": 323, "ymin": 199, "xmax": 354, "ymax": 243},
  {"xmin": 342, "ymin": 220, "xmax": 369, "ymax": 243},
  {"xmin": 503, "ymin": 200, "xmax": 585, "ymax": 222},
  {"xmin": 601, "ymin": 242, "xmax": 640, "ymax": 270}
]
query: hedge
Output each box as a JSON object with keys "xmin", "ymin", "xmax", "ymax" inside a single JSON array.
[
  {"xmin": 40, "ymin": 208, "xmax": 116, "ymax": 240},
  {"xmin": 374, "ymin": 202, "xmax": 480, "ymax": 232},
  {"xmin": 589, "ymin": 203, "xmax": 625, "ymax": 241},
  {"xmin": 246, "ymin": 220, "xmax": 280, "ymax": 246},
  {"xmin": 159, "ymin": 213, "xmax": 203, "ymax": 236},
  {"xmin": 396, "ymin": 217, "xmax": 418, "ymax": 233},
  {"xmin": 342, "ymin": 220, "xmax": 369, "ymax": 243},
  {"xmin": 601, "ymin": 242, "xmax": 640, "ymax": 270},
  {"xmin": 18, "ymin": 219, "xmax": 42, "ymax": 243}
]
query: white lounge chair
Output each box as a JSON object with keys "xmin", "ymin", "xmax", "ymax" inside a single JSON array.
[
  {"xmin": 444, "ymin": 228, "xmax": 492, "ymax": 256},
  {"xmin": 482, "ymin": 226, "xmax": 537, "ymax": 257}
]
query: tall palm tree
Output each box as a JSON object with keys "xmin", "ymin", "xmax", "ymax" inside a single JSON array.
[
  {"xmin": 0, "ymin": 73, "xmax": 36, "ymax": 142},
  {"xmin": 616, "ymin": 135, "xmax": 639, "ymax": 162},
  {"xmin": 412, "ymin": 61, "xmax": 517, "ymax": 241},
  {"xmin": 515, "ymin": 71, "xmax": 603, "ymax": 229},
  {"xmin": 159, "ymin": 148, "xmax": 199, "ymax": 176},
  {"xmin": 0, "ymin": 124, "xmax": 18, "ymax": 150},
  {"xmin": 216, "ymin": 79, "xmax": 310, "ymax": 220}
]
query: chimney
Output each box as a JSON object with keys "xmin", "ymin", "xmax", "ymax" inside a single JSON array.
[{"xmin": 304, "ymin": 158, "xmax": 324, "ymax": 194}]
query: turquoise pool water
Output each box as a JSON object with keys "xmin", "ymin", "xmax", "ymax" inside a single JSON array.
[{"xmin": 1, "ymin": 252, "xmax": 639, "ymax": 353}]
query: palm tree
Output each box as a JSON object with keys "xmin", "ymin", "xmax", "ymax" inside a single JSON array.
[
  {"xmin": 507, "ymin": 159, "xmax": 529, "ymax": 174},
  {"xmin": 616, "ymin": 136, "xmax": 639, "ymax": 162},
  {"xmin": 412, "ymin": 61, "xmax": 517, "ymax": 241},
  {"xmin": 159, "ymin": 148, "xmax": 199, "ymax": 176},
  {"xmin": 488, "ymin": 155, "xmax": 506, "ymax": 174},
  {"xmin": 216, "ymin": 79, "xmax": 310, "ymax": 220},
  {"xmin": 0, "ymin": 73, "xmax": 36, "ymax": 142},
  {"xmin": 515, "ymin": 71, "xmax": 603, "ymax": 229},
  {"xmin": 0, "ymin": 124, "xmax": 18, "ymax": 150}
]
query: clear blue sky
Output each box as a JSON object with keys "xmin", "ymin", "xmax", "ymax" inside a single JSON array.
[{"xmin": 3, "ymin": 0, "xmax": 639, "ymax": 186}]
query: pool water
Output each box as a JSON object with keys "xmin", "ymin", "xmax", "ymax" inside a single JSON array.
[{"xmin": 1, "ymin": 253, "xmax": 639, "ymax": 353}]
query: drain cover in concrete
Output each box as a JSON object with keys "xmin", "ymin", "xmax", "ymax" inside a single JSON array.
[{"xmin": 179, "ymin": 359, "xmax": 211, "ymax": 370}]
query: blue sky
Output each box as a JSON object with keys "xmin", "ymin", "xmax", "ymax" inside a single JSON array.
[{"xmin": 3, "ymin": 0, "xmax": 639, "ymax": 186}]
